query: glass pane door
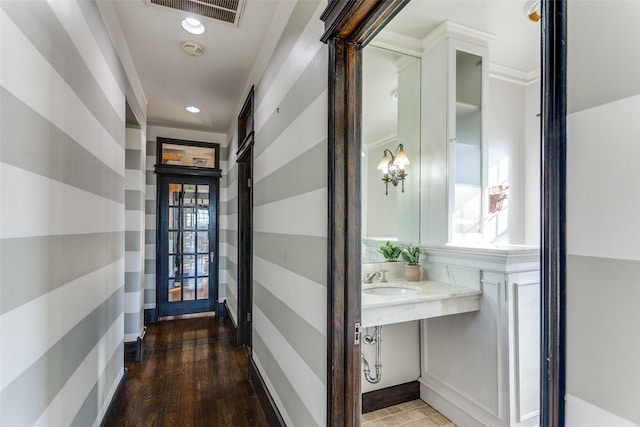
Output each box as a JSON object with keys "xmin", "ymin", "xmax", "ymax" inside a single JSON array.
[{"xmin": 159, "ymin": 177, "xmax": 217, "ymax": 316}]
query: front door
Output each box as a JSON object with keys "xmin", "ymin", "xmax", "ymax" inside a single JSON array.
[{"xmin": 158, "ymin": 176, "xmax": 218, "ymax": 317}]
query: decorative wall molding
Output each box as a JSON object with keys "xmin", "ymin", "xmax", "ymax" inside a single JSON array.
[
  {"xmin": 419, "ymin": 374, "xmax": 499, "ymax": 426},
  {"xmin": 371, "ymin": 29, "xmax": 423, "ymax": 56},
  {"xmin": 419, "ymin": 278, "xmax": 503, "ymax": 423},
  {"xmin": 490, "ymin": 63, "xmax": 541, "ymax": 86},
  {"xmin": 513, "ymin": 280, "xmax": 542, "ymax": 423},
  {"xmin": 424, "ymin": 245, "xmax": 540, "ymax": 273},
  {"xmin": 373, "ymin": 28, "xmax": 542, "ymax": 88},
  {"xmin": 423, "ymin": 21, "xmax": 494, "ymax": 54},
  {"xmin": 478, "ymin": 277, "xmax": 505, "ymax": 420},
  {"xmin": 364, "ymin": 134, "xmax": 397, "ymax": 151}
]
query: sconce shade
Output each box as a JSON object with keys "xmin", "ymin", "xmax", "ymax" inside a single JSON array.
[
  {"xmin": 377, "ymin": 152, "xmax": 391, "ymax": 171},
  {"xmin": 393, "ymin": 144, "xmax": 410, "ymax": 167}
]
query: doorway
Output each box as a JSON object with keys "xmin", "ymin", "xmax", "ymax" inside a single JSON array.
[
  {"xmin": 155, "ymin": 137, "xmax": 221, "ymax": 318},
  {"xmin": 321, "ymin": 0, "xmax": 567, "ymax": 425},
  {"xmin": 157, "ymin": 176, "xmax": 218, "ymax": 317},
  {"xmin": 237, "ymin": 147, "xmax": 253, "ymax": 346},
  {"xmin": 236, "ymin": 87, "xmax": 255, "ymax": 347}
]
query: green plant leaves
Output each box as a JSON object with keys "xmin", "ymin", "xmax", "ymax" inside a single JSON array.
[
  {"xmin": 378, "ymin": 241, "xmax": 401, "ymax": 262},
  {"xmin": 401, "ymin": 244, "xmax": 421, "ymax": 264}
]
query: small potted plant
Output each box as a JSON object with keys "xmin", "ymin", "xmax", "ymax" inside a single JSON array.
[
  {"xmin": 401, "ymin": 244, "xmax": 421, "ymax": 281},
  {"xmin": 378, "ymin": 241, "xmax": 402, "ymax": 262}
]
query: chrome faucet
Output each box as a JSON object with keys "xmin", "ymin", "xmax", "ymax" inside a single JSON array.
[
  {"xmin": 364, "ymin": 271, "xmax": 380, "ymax": 283},
  {"xmin": 363, "ymin": 269, "xmax": 389, "ymax": 283}
]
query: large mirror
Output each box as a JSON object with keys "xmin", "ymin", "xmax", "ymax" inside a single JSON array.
[
  {"xmin": 362, "ymin": 46, "xmax": 421, "ymax": 261},
  {"xmin": 362, "ymin": 3, "xmax": 541, "ymax": 251},
  {"xmin": 452, "ymin": 50, "xmax": 483, "ymax": 244}
]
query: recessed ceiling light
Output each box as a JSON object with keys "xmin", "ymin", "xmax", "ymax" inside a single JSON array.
[
  {"xmin": 186, "ymin": 106, "xmax": 200, "ymax": 113},
  {"xmin": 181, "ymin": 17, "xmax": 205, "ymax": 35}
]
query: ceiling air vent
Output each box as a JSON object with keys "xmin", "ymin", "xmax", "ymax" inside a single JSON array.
[{"xmin": 148, "ymin": 0, "xmax": 245, "ymax": 26}]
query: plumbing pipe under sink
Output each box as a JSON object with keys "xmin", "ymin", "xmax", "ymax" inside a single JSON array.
[{"xmin": 361, "ymin": 325, "xmax": 382, "ymax": 384}]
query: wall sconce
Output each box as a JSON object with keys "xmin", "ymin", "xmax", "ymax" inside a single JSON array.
[
  {"xmin": 377, "ymin": 144, "xmax": 410, "ymax": 195},
  {"xmin": 523, "ymin": 0, "xmax": 541, "ymax": 23}
]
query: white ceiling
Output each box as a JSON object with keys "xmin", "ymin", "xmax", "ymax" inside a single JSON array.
[
  {"xmin": 113, "ymin": 0, "xmax": 279, "ymax": 132},
  {"xmin": 384, "ymin": 0, "xmax": 541, "ymax": 73},
  {"xmin": 112, "ymin": 0, "xmax": 540, "ymax": 135}
]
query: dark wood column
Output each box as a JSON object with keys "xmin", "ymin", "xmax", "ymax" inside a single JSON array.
[
  {"xmin": 326, "ymin": 36, "xmax": 362, "ymax": 426},
  {"xmin": 540, "ymin": 0, "xmax": 567, "ymax": 426},
  {"xmin": 321, "ymin": 2, "xmax": 410, "ymax": 425}
]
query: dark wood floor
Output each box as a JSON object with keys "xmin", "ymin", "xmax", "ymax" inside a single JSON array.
[{"xmin": 111, "ymin": 316, "xmax": 268, "ymax": 427}]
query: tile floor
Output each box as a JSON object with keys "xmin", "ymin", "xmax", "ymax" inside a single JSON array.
[{"xmin": 361, "ymin": 399, "xmax": 456, "ymax": 427}]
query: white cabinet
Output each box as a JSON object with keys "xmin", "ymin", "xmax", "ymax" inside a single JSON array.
[
  {"xmin": 418, "ymin": 245, "xmax": 540, "ymax": 427},
  {"xmin": 420, "ymin": 22, "xmax": 492, "ymax": 245}
]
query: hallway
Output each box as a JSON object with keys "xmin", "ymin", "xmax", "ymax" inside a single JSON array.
[
  {"xmin": 111, "ymin": 316, "xmax": 268, "ymax": 426},
  {"xmin": 111, "ymin": 315, "xmax": 456, "ymax": 427}
]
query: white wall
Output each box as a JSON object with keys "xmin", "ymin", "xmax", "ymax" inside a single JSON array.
[
  {"xmin": 125, "ymin": 126, "xmax": 146, "ymax": 342},
  {"xmin": 566, "ymin": 1, "xmax": 640, "ymax": 426},
  {"xmin": 485, "ymin": 75, "xmax": 527, "ymax": 244},
  {"xmin": 524, "ymin": 80, "xmax": 541, "ymax": 246},
  {"xmin": 222, "ymin": 128, "xmax": 239, "ymax": 324},
  {"xmin": 365, "ymin": 138, "xmax": 399, "ymax": 239}
]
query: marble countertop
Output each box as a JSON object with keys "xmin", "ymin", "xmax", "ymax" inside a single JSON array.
[{"xmin": 361, "ymin": 279, "xmax": 482, "ymax": 327}]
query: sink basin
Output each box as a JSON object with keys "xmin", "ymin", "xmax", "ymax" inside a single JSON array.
[{"xmin": 363, "ymin": 285, "xmax": 421, "ymax": 295}]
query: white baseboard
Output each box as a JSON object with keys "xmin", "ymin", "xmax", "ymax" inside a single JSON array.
[{"xmin": 419, "ymin": 377, "xmax": 496, "ymax": 427}]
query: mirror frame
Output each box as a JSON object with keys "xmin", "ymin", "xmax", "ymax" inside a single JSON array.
[{"xmin": 321, "ymin": 0, "xmax": 566, "ymax": 425}]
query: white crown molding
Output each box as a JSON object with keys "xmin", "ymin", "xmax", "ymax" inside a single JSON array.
[
  {"xmin": 526, "ymin": 69, "xmax": 541, "ymax": 84},
  {"xmin": 394, "ymin": 55, "xmax": 419, "ymax": 72},
  {"xmin": 423, "ymin": 21, "xmax": 495, "ymax": 54},
  {"xmin": 372, "ymin": 23, "xmax": 496, "ymax": 58},
  {"xmin": 364, "ymin": 134, "xmax": 398, "ymax": 151},
  {"xmin": 490, "ymin": 63, "xmax": 541, "ymax": 86},
  {"xmin": 372, "ymin": 24, "xmax": 541, "ymax": 87},
  {"xmin": 370, "ymin": 30, "xmax": 423, "ymax": 57},
  {"xmin": 490, "ymin": 63, "xmax": 528, "ymax": 85}
]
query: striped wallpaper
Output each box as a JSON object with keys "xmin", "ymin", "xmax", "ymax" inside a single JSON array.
[
  {"xmin": 223, "ymin": 1, "xmax": 330, "ymax": 425},
  {"xmin": 565, "ymin": 2, "xmax": 640, "ymax": 426},
  {"xmin": 222, "ymin": 129, "xmax": 239, "ymax": 324},
  {"xmin": 144, "ymin": 137, "xmax": 158, "ymax": 312},
  {"xmin": 125, "ymin": 127, "xmax": 146, "ymax": 342},
  {"xmin": 0, "ymin": 0, "xmax": 140, "ymax": 425}
]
